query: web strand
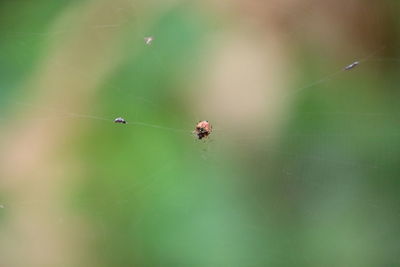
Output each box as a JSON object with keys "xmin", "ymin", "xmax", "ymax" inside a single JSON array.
[
  {"xmin": 0, "ymin": 44, "xmax": 389, "ymax": 139},
  {"xmin": 284, "ymin": 45, "xmax": 386, "ymax": 100}
]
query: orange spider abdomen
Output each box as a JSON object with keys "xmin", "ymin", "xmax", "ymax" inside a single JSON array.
[{"xmin": 193, "ymin": 120, "xmax": 212, "ymax": 140}]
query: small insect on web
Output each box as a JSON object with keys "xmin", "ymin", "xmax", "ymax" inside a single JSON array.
[
  {"xmin": 344, "ymin": 61, "xmax": 360, "ymax": 71},
  {"xmin": 114, "ymin": 117, "xmax": 127, "ymax": 124},
  {"xmin": 144, "ymin": 36, "xmax": 154, "ymax": 45}
]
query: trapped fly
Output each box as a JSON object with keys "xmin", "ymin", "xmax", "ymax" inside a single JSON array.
[
  {"xmin": 344, "ymin": 61, "xmax": 359, "ymax": 70},
  {"xmin": 114, "ymin": 117, "xmax": 127, "ymax": 124},
  {"xmin": 144, "ymin": 36, "xmax": 154, "ymax": 45}
]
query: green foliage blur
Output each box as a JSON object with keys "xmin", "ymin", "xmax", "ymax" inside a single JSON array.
[{"xmin": 1, "ymin": 0, "xmax": 400, "ymax": 266}]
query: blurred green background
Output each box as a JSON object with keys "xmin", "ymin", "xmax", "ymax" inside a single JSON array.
[{"xmin": 1, "ymin": 0, "xmax": 400, "ymax": 266}]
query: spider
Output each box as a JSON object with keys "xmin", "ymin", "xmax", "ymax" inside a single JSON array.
[{"xmin": 193, "ymin": 120, "xmax": 212, "ymax": 140}]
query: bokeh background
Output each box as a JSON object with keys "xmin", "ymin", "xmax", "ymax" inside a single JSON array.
[{"xmin": 1, "ymin": 0, "xmax": 400, "ymax": 266}]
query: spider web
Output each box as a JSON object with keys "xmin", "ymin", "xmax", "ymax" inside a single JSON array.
[{"xmin": 0, "ymin": 0, "xmax": 400, "ymax": 266}]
